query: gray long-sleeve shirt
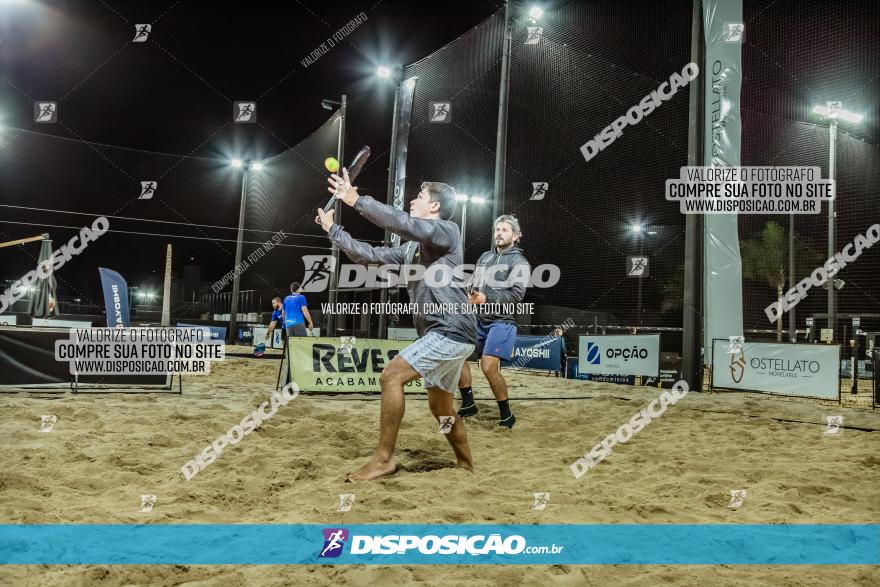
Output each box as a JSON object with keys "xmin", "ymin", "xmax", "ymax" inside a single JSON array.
[
  {"xmin": 327, "ymin": 195, "xmax": 476, "ymax": 344},
  {"xmin": 472, "ymin": 246, "xmax": 530, "ymax": 325}
]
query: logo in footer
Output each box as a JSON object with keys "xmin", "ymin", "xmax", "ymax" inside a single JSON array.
[{"xmin": 319, "ymin": 528, "xmax": 349, "ymax": 558}]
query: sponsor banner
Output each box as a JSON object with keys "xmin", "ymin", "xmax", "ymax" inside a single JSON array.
[
  {"xmin": 252, "ymin": 326, "xmax": 283, "ymax": 348},
  {"xmin": 288, "ymin": 337, "xmax": 424, "ymax": 392},
  {"xmin": 387, "ymin": 327, "xmax": 418, "ymax": 341},
  {"xmin": 177, "ymin": 323, "xmax": 227, "ymax": 341},
  {"xmin": 701, "ymin": 0, "xmax": 745, "ymax": 354},
  {"xmin": 642, "ymin": 368, "xmax": 685, "ymax": 389},
  {"xmin": 578, "ymin": 335, "xmax": 660, "ymax": 377},
  {"xmin": 32, "ymin": 318, "xmax": 92, "ymax": 329},
  {"xmin": 501, "ymin": 335, "xmax": 562, "ymax": 373},
  {"xmin": 565, "ymin": 359, "xmax": 636, "ymax": 384},
  {"xmin": 0, "ymin": 316, "xmax": 16, "ymax": 326},
  {"xmin": 840, "ymin": 360, "xmax": 873, "ymax": 380},
  {"xmin": 711, "ymin": 340, "xmax": 839, "ymax": 400},
  {"xmin": 1, "ymin": 524, "xmax": 876, "ymax": 565},
  {"xmin": 98, "ymin": 268, "xmax": 131, "ymax": 328}
]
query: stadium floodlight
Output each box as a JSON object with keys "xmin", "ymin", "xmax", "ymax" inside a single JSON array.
[
  {"xmin": 458, "ymin": 196, "xmax": 488, "ymax": 243},
  {"xmin": 812, "ymin": 104, "xmax": 863, "ymax": 124},
  {"xmin": 529, "ymin": 6, "xmax": 544, "ymax": 20},
  {"xmin": 231, "ymin": 159, "xmax": 243, "ymax": 168},
  {"xmin": 251, "ymin": 162, "xmax": 263, "ymax": 171},
  {"xmin": 631, "ymin": 223, "xmax": 644, "ymax": 234},
  {"xmin": 813, "ymin": 102, "xmax": 862, "ymax": 336},
  {"xmin": 377, "ymin": 66, "xmax": 391, "ymax": 79}
]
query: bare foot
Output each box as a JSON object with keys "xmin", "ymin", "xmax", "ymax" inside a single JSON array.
[
  {"xmin": 456, "ymin": 455, "xmax": 474, "ymax": 472},
  {"xmin": 347, "ymin": 456, "xmax": 398, "ymax": 481}
]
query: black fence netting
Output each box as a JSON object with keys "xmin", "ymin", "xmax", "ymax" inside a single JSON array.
[
  {"xmin": 400, "ymin": 9, "xmax": 505, "ymax": 261},
  {"xmin": 740, "ymin": 0, "xmax": 880, "ymax": 343},
  {"xmin": 504, "ymin": 0, "xmax": 692, "ymax": 331},
  {"xmin": 0, "ymin": 129, "xmax": 245, "ymax": 319},
  {"xmin": 235, "ymin": 113, "xmax": 341, "ymax": 304}
]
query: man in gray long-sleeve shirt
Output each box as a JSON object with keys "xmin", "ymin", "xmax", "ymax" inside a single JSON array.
[
  {"xmin": 458, "ymin": 215, "xmax": 530, "ymax": 428},
  {"xmin": 316, "ymin": 169, "xmax": 476, "ymax": 481}
]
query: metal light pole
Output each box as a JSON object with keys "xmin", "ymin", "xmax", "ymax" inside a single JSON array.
[
  {"xmin": 827, "ymin": 118, "xmax": 837, "ymax": 338},
  {"xmin": 789, "ymin": 214, "xmax": 796, "ymax": 341},
  {"xmin": 325, "ymin": 95, "xmax": 346, "ymax": 337},
  {"xmin": 813, "ymin": 102, "xmax": 863, "ymax": 340},
  {"xmin": 637, "ymin": 236, "xmax": 644, "ymax": 325},
  {"xmin": 459, "ymin": 199, "xmax": 469, "ymax": 245},
  {"xmin": 228, "ymin": 162, "xmax": 251, "ymax": 343}
]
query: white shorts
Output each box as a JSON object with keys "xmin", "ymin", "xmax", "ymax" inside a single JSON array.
[{"xmin": 398, "ymin": 331, "xmax": 475, "ymax": 393}]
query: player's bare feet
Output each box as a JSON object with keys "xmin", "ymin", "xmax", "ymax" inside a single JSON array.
[
  {"xmin": 347, "ymin": 456, "xmax": 398, "ymax": 481},
  {"xmin": 456, "ymin": 454, "xmax": 474, "ymax": 472}
]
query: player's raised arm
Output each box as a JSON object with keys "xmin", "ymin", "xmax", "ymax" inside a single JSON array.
[
  {"xmin": 326, "ymin": 171, "xmax": 459, "ymax": 254},
  {"xmin": 315, "ymin": 207, "xmax": 407, "ymax": 266}
]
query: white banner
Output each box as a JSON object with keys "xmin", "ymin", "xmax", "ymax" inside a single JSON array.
[
  {"xmin": 578, "ymin": 335, "xmax": 660, "ymax": 377},
  {"xmin": 388, "ymin": 327, "xmax": 418, "ymax": 341},
  {"xmin": 712, "ymin": 341, "xmax": 839, "ymax": 400},
  {"xmin": 702, "ymin": 0, "xmax": 745, "ymax": 356},
  {"xmin": 0, "ymin": 315, "xmax": 16, "ymax": 326},
  {"xmin": 253, "ymin": 327, "xmax": 283, "ymax": 348},
  {"xmin": 33, "ymin": 318, "xmax": 92, "ymax": 329}
]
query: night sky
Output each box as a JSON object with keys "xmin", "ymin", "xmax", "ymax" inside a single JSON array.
[{"xmin": 0, "ymin": 0, "xmax": 499, "ymax": 305}]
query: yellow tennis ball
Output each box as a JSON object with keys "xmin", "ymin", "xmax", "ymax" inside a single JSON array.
[{"xmin": 325, "ymin": 157, "xmax": 340, "ymax": 173}]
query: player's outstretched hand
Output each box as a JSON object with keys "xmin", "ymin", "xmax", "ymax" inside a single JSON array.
[
  {"xmin": 316, "ymin": 208, "xmax": 334, "ymax": 232},
  {"xmin": 327, "ymin": 168, "xmax": 360, "ymax": 206},
  {"xmin": 468, "ymin": 291, "xmax": 487, "ymax": 305}
]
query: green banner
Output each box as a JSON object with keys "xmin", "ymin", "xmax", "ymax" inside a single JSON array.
[{"xmin": 287, "ymin": 336, "xmax": 425, "ymax": 393}]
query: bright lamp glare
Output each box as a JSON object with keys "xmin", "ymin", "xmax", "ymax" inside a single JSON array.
[
  {"xmin": 631, "ymin": 224, "xmax": 644, "ymax": 233},
  {"xmin": 455, "ymin": 194, "xmax": 469, "ymax": 202},
  {"xmin": 813, "ymin": 104, "xmax": 863, "ymax": 124},
  {"xmin": 377, "ymin": 66, "xmax": 391, "ymax": 78},
  {"xmin": 529, "ymin": 6, "xmax": 543, "ymax": 19},
  {"xmin": 231, "ymin": 159, "xmax": 243, "ymax": 168},
  {"xmin": 251, "ymin": 162, "xmax": 263, "ymax": 171},
  {"xmin": 471, "ymin": 196, "xmax": 487, "ymax": 204}
]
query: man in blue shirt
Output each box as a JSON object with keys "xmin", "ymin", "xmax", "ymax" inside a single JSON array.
[
  {"xmin": 282, "ymin": 282, "xmax": 314, "ymax": 337},
  {"xmin": 265, "ymin": 297, "xmax": 283, "ymax": 344}
]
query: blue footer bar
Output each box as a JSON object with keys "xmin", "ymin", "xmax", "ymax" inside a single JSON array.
[{"xmin": 0, "ymin": 524, "xmax": 877, "ymax": 565}]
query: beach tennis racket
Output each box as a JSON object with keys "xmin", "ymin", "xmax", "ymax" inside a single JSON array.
[{"xmin": 323, "ymin": 145, "xmax": 371, "ymax": 213}]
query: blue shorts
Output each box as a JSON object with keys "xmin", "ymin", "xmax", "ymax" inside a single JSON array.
[{"xmin": 476, "ymin": 322, "xmax": 517, "ymax": 360}]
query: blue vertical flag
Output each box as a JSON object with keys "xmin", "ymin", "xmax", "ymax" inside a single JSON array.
[{"xmin": 98, "ymin": 268, "xmax": 131, "ymax": 328}]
